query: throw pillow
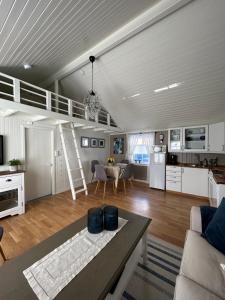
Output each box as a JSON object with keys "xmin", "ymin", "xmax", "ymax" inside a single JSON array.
[
  {"xmin": 200, "ymin": 206, "xmax": 217, "ymax": 233},
  {"xmin": 203, "ymin": 198, "xmax": 225, "ymax": 255}
]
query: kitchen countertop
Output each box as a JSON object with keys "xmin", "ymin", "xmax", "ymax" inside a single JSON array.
[
  {"xmin": 210, "ymin": 168, "xmax": 225, "ymax": 185},
  {"xmin": 166, "ymin": 163, "xmax": 209, "ymax": 169}
]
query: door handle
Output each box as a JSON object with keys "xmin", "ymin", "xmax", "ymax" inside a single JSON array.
[{"xmin": 6, "ymin": 179, "xmax": 12, "ymax": 182}]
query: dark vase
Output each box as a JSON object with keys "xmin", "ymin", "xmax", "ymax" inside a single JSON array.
[
  {"xmin": 87, "ymin": 207, "xmax": 103, "ymax": 234},
  {"xmin": 104, "ymin": 206, "xmax": 118, "ymax": 231}
]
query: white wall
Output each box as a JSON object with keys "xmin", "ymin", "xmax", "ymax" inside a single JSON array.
[{"xmin": 0, "ymin": 116, "xmax": 109, "ymax": 194}]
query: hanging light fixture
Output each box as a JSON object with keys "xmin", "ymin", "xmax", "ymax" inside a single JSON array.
[{"xmin": 83, "ymin": 56, "xmax": 101, "ymax": 119}]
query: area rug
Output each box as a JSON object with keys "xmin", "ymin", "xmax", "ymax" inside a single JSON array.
[{"xmin": 122, "ymin": 235, "xmax": 183, "ymax": 300}]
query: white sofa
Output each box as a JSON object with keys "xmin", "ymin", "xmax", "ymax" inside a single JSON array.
[{"xmin": 174, "ymin": 206, "xmax": 225, "ymax": 300}]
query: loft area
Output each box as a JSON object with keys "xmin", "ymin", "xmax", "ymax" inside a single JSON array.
[{"xmin": 0, "ymin": 72, "xmax": 119, "ymax": 130}]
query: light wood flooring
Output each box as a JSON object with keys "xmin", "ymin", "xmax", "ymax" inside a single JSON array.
[{"xmin": 0, "ymin": 182, "xmax": 208, "ymax": 265}]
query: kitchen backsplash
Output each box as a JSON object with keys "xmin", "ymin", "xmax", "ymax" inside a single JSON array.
[{"xmin": 170, "ymin": 152, "xmax": 225, "ymax": 166}]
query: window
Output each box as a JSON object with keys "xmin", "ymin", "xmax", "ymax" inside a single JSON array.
[
  {"xmin": 133, "ymin": 145, "xmax": 149, "ymax": 164},
  {"xmin": 127, "ymin": 133, "xmax": 155, "ymax": 165}
]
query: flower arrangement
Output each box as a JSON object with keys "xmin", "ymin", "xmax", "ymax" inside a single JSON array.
[{"xmin": 107, "ymin": 157, "xmax": 115, "ymax": 165}]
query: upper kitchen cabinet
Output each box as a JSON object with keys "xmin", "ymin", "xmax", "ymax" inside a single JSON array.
[
  {"xmin": 209, "ymin": 122, "xmax": 225, "ymax": 153},
  {"xmin": 183, "ymin": 125, "xmax": 208, "ymax": 152},
  {"xmin": 168, "ymin": 128, "xmax": 182, "ymax": 152}
]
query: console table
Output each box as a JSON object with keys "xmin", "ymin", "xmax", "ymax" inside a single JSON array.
[
  {"xmin": 0, "ymin": 207, "xmax": 150, "ymax": 299},
  {"xmin": 0, "ymin": 171, "xmax": 25, "ymax": 218}
]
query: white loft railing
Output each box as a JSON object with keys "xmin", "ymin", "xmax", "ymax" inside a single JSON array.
[{"xmin": 0, "ymin": 72, "xmax": 117, "ymax": 127}]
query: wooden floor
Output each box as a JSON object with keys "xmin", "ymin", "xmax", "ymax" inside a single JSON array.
[{"xmin": 0, "ymin": 182, "xmax": 208, "ymax": 265}]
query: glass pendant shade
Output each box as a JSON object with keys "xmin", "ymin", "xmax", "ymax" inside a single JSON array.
[{"xmin": 84, "ymin": 56, "xmax": 101, "ymax": 119}]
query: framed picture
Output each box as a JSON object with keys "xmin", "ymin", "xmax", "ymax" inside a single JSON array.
[
  {"xmin": 98, "ymin": 139, "xmax": 105, "ymax": 148},
  {"xmin": 90, "ymin": 138, "xmax": 98, "ymax": 148},
  {"xmin": 113, "ymin": 137, "xmax": 124, "ymax": 154},
  {"xmin": 81, "ymin": 136, "xmax": 89, "ymax": 148}
]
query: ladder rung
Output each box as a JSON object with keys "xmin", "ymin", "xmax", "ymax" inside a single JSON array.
[
  {"xmin": 73, "ymin": 178, "xmax": 84, "ymax": 182},
  {"xmin": 69, "ymin": 168, "xmax": 82, "ymax": 171},
  {"xmin": 75, "ymin": 188, "xmax": 87, "ymax": 194}
]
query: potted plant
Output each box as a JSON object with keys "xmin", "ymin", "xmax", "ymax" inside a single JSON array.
[
  {"xmin": 107, "ymin": 157, "xmax": 115, "ymax": 166},
  {"xmin": 8, "ymin": 159, "xmax": 21, "ymax": 172}
]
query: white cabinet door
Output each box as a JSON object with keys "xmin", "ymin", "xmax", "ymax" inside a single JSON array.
[
  {"xmin": 183, "ymin": 125, "xmax": 208, "ymax": 152},
  {"xmin": 209, "ymin": 122, "xmax": 225, "ymax": 153},
  {"xmin": 168, "ymin": 128, "xmax": 183, "ymax": 152},
  {"xmin": 182, "ymin": 167, "xmax": 208, "ymax": 197}
]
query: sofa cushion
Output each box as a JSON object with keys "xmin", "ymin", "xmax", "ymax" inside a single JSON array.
[
  {"xmin": 174, "ymin": 275, "xmax": 222, "ymax": 300},
  {"xmin": 203, "ymin": 198, "xmax": 225, "ymax": 255},
  {"xmin": 180, "ymin": 230, "xmax": 225, "ymax": 300}
]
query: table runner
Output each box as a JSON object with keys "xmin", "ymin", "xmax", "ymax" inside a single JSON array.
[{"xmin": 23, "ymin": 218, "xmax": 127, "ymax": 300}]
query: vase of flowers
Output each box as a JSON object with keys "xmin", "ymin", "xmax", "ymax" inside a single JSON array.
[{"xmin": 107, "ymin": 157, "xmax": 115, "ymax": 166}]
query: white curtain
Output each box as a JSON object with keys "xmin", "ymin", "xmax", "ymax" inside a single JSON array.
[{"xmin": 127, "ymin": 132, "xmax": 155, "ymax": 162}]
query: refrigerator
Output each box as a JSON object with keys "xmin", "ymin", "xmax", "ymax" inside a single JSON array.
[{"xmin": 149, "ymin": 152, "xmax": 166, "ymax": 190}]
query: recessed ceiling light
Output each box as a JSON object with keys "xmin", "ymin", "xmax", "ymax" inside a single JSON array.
[
  {"xmin": 130, "ymin": 93, "xmax": 140, "ymax": 98},
  {"xmin": 23, "ymin": 63, "xmax": 32, "ymax": 70},
  {"xmin": 154, "ymin": 82, "xmax": 183, "ymax": 93},
  {"xmin": 122, "ymin": 93, "xmax": 141, "ymax": 100}
]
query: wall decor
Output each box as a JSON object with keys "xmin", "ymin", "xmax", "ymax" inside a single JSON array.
[
  {"xmin": 113, "ymin": 137, "xmax": 124, "ymax": 154},
  {"xmin": 81, "ymin": 137, "xmax": 89, "ymax": 148},
  {"xmin": 98, "ymin": 139, "xmax": 105, "ymax": 148},
  {"xmin": 90, "ymin": 138, "xmax": 98, "ymax": 148}
]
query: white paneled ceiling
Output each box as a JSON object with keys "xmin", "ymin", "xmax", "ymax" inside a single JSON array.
[
  {"xmin": 60, "ymin": 0, "xmax": 225, "ymax": 131},
  {"xmin": 0, "ymin": 0, "xmax": 158, "ymax": 83}
]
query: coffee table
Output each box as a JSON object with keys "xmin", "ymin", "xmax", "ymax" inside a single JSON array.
[{"xmin": 0, "ymin": 207, "xmax": 151, "ymax": 299}]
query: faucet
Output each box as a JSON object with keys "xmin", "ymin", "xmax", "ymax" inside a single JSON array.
[{"xmin": 203, "ymin": 158, "xmax": 208, "ymax": 168}]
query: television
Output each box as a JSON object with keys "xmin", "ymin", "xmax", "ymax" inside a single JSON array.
[{"xmin": 0, "ymin": 135, "xmax": 3, "ymax": 165}]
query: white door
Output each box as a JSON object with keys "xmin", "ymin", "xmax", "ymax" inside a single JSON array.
[
  {"xmin": 209, "ymin": 122, "xmax": 225, "ymax": 153},
  {"xmin": 25, "ymin": 127, "xmax": 53, "ymax": 201}
]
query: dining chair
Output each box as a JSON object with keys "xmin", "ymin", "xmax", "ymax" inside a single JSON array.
[
  {"xmin": 119, "ymin": 164, "xmax": 133, "ymax": 193},
  {"xmin": 91, "ymin": 160, "xmax": 99, "ymax": 183},
  {"xmin": 94, "ymin": 165, "xmax": 115, "ymax": 197},
  {"xmin": 0, "ymin": 226, "xmax": 6, "ymax": 262}
]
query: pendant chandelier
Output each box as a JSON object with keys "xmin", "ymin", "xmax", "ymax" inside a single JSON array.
[{"xmin": 83, "ymin": 56, "xmax": 101, "ymax": 119}]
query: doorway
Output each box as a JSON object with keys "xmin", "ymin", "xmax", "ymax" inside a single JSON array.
[{"xmin": 25, "ymin": 127, "xmax": 54, "ymax": 201}]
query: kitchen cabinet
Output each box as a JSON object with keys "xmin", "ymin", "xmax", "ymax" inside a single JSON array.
[
  {"xmin": 182, "ymin": 167, "xmax": 208, "ymax": 197},
  {"xmin": 168, "ymin": 128, "xmax": 182, "ymax": 152},
  {"xmin": 209, "ymin": 122, "xmax": 225, "ymax": 153},
  {"xmin": 183, "ymin": 125, "xmax": 208, "ymax": 152},
  {"xmin": 168, "ymin": 125, "xmax": 208, "ymax": 152},
  {"xmin": 166, "ymin": 166, "xmax": 182, "ymax": 192},
  {"xmin": 0, "ymin": 172, "xmax": 25, "ymax": 218}
]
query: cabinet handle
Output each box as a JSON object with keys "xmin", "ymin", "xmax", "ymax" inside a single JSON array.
[{"xmin": 6, "ymin": 179, "xmax": 12, "ymax": 182}]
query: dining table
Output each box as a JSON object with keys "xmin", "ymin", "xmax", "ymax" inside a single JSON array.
[{"xmin": 104, "ymin": 163, "xmax": 127, "ymax": 188}]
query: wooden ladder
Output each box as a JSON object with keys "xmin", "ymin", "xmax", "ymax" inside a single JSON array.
[{"xmin": 59, "ymin": 122, "xmax": 88, "ymax": 200}]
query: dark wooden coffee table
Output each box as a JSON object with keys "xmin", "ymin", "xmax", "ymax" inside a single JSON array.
[{"xmin": 0, "ymin": 207, "xmax": 151, "ymax": 300}]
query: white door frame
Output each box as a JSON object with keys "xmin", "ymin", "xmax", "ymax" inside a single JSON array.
[{"xmin": 21, "ymin": 123, "xmax": 56, "ymax": 199}]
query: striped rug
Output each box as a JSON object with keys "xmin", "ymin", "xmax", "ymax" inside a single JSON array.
[{"xmin": 122, "ymin": 235, "xmax": 183, "ymax": 300}]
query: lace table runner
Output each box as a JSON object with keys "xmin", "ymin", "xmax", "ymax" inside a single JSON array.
[{"xmin": 23, "ymin": 218, "xmax": 127, "ymax": 300}]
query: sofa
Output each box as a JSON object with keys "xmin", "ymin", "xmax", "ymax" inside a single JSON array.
[{"xmin": 174, "ymin": 206, "xmax": 225, "ymax": 300}]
